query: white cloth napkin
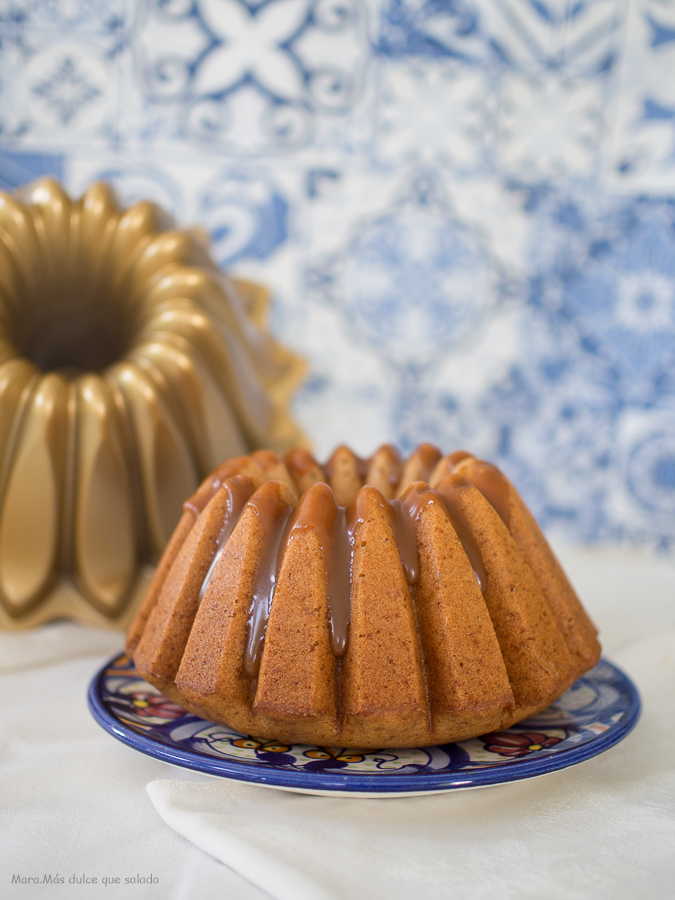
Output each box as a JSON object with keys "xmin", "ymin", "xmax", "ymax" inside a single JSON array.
[
  {"xmin": 148, "ymin": 627, "xmax": 675, "ymax": 900},
  {"xmin": 0, "ymin": 648, "xmax": 264, "ymax": 900}
]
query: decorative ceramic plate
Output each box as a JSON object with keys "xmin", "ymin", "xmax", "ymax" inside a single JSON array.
[{"xmin": 88, "ymin": 654, "xmax": 640, "ymax": 797}]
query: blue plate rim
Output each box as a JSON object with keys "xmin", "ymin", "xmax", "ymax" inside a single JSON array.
[{"xmin": 88, "ymin": 655, "xmax": 641, "ymax": 794}]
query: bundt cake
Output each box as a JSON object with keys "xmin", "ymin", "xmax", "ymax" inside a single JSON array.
[{"xmin": 126, "ymin": 444, "xmax": 601, "ymax": 749}]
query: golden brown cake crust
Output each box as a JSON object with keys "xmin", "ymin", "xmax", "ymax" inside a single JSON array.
[{"xmin": 127, "ymin": 444, "xmax": 601, "ymax": 748}]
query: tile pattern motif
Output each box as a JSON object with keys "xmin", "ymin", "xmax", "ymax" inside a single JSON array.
[{"xmin": 1, "ymin": 0, "xmax": 675, "ymax": 546}]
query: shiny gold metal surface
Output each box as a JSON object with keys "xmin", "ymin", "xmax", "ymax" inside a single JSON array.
[{"xmin": 0, "ymin": 178, "xmax": 306, "ymax": 630}]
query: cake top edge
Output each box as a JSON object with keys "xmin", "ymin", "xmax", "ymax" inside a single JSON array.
[{"xmin": 182, "ymin": 444, "xmax": 512, "ymax": 517}]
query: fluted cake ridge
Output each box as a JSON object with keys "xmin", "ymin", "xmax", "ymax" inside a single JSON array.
[{"xmin": 126, "ymin": 443, "xmax": 601, "ymax": 748}]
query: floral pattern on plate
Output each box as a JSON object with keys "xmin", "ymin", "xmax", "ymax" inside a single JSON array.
[{"xmin": 90, "ymin": 653, "xmax": 640, "ymax": 794}]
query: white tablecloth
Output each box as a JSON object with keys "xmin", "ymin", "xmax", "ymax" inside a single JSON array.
[{"xmin": 1, "ymin": 542, "xmax": 674, "ymax": 900}]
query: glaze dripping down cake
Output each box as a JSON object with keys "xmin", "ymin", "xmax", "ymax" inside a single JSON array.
[{"xmin": 126, "ymin": 444, "xmax": 601, "ymax": 748}]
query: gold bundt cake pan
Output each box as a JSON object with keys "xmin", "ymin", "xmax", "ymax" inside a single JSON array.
[{"xmin": 0, "ymin": 178, "xmax": 306, "ymax": 631}]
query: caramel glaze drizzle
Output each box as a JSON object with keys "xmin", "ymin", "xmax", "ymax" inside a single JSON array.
[
  {"xmin": 183, "ymin": 458, "xmax": 251, "ymax": 517},
  {"xmin": 282, "ymin": 483, "xmax": 353, "ymax": 657},
  {"xmin": 389, "ymin": 480, "xmax": 488, "ymax": 591},
  {"xmin": 199, "ymin": 475, "xmax": 257, "ymax": 600},
  {"xmin": 243, "ymin": 485, "xmax": 295, "ymax": 678},
  {"xmin": 389, "ymin": 483, "xmax": 440, "ymax": 585},
  {"xmin": 191, "ymin": 450, "xmax": 513, "ymax": 674},
  {"xmin": 455, "ymin": 459, "xmax": 511, "ymax": 529},
  {"xmin": 432, "ymin": 475, "xmax": 489, "ymax": 592}
]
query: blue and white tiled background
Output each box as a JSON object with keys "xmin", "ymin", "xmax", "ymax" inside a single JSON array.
[{"xmin": 1, "ymin": 0, "xmax": 675, "ymax": 547}]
